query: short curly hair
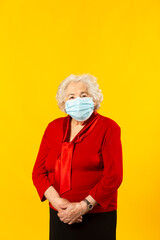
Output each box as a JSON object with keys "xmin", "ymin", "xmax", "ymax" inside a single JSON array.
[{"xmin": 56, "ymin": 73, "xmax": 103, "ymax": 112}]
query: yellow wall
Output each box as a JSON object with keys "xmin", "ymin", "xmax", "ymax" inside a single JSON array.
[{"xmin": 0, "ymin": 0, "xmax": 160, "ymax": 239}]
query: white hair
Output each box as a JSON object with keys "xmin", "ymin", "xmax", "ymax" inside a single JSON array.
[{"xmin": 55, "ymin": 73, "xmax": 103, "ymax": 112}]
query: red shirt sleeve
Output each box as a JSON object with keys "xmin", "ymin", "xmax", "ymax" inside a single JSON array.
[
  {"xmin": 88, "ymin": 123, "xmax": 123, "ymax": 209},
  {"xmin": 32, "ymin": 123, "xmax": 52, "ymax": 202}
]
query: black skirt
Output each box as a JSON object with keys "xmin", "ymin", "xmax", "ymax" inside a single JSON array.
[{"xmin": 49, "ymin": 207, "xmax": 117, "ymax": 240}]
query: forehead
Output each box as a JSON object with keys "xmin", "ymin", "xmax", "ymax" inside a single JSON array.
[{"xmin": 66, "ymin": 81, "xmax": 88, "ymax": 93}]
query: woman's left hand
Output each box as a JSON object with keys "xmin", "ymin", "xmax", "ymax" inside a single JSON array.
[{"xmin": 57, "ymin": 202, "xmax": 88, "ymax": 225}]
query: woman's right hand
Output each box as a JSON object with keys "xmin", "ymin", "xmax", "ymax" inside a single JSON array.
[{"xmin": 51, "ymin": 197, "xmax": 83, "ymax": 224}]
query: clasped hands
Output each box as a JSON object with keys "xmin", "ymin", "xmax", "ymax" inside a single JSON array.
[{"xmin": 55, "ymin": 197, "xmax": 89, "ymax": 225}]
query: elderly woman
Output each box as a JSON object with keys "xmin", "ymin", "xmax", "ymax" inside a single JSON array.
[{"xmin": 32, "ymin": 73, "xmax": 123, "ymax": 240}]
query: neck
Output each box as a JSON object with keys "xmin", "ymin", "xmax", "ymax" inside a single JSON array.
[{"xmin": 71, "ymin": 118, "xmax": 86, "ymax": 126}]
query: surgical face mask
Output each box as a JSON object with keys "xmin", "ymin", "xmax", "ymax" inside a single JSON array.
[{"xmin": 65, "ymin": 97, "xmax": 94, "ymax": 121}]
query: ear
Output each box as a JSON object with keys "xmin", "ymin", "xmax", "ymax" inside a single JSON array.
[{"xmin": 93, "ymin": 99, "xmax": 97, "ymax": 109}]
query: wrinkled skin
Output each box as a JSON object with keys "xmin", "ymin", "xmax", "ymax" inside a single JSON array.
[{"xmin": 56, "ymin": 198, "xmax": 86, "ymax": 224}]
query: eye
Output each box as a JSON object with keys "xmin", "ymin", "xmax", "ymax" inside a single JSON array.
[
  {"xmin": 81, "ymin": 94, "xmax": 88, "ymax": 97},
  {"xmin": 69, "ymin": 96, "xmax": 74, "ymax": 99}
]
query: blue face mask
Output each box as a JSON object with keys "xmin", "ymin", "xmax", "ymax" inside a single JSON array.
[{"xmin": 65, "ymin": 97, "xmax": 94, "ymax": 121}]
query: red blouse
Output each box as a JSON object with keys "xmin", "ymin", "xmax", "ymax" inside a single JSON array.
[{"xmin": 32, "ymin": 110, "xmax": 123, "ymax": 214}]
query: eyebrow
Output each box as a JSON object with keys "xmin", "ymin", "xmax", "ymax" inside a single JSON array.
[{"xmin": 67, "ymin": 92, "xmax": 88, "ymax": 97}]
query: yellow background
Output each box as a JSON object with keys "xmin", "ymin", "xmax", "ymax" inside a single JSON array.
[{"xmin": 0, "ymin": 0, "xmax": 160, "ymax": 239}]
